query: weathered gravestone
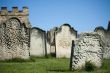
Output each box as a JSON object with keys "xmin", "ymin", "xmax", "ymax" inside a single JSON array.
[
  {"xmin": 95, "ymin": 22, "xmax": 110, "ymax": 59},
  {"xmin": 46, "ymin": 40, "xmax": 51, "ymax": 55},
  {"xmin": 0, "ymin": 7, "xmax": 31, "ymax": 60},
  {"xmin": 71, "ymin": 32, "xmax": 103, "ymax": 70},
  {"xmin": 47, "ymin": 27, "xmax": 58, "ymax": 56},
  {"xmin": 30, "ymin": 27, "xmax": 47, "ymax": 56},
  {"xmin": 55, "ymin": 24, "xmax": 77, "ymax": 58}
]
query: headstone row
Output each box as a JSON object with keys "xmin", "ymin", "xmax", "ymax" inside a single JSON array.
[{"xmin": 0, "ymin": 7, "xmax": 110, "ymax": 65}]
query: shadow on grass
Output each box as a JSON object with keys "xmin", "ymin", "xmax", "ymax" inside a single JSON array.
[
  {"xmin": 47, "ymin": 69, "xmax": 73, "ymax": 72},
  {"xmin": 0, "ymin": 58, "xmax": 35, "ymax": 63},
  {"xmin": 0, "ymin": 56, "xmax": 37, "ymax": 63},
  {"xmin": 48, "ymin": 69, "xmax": 95, "ymax": 73}
]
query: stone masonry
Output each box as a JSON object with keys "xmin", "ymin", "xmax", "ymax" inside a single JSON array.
[
  {"xmin": 0, "ymin": 7, "xmax": 31, "ymax": 60},
  {"xmin": 95, "ymin": 22, "xmax": 110, "ymax": 59},
  {"xmin": 71, "ymin": 32, "xmax": 103, "ymax": 70},
  {"xmin": 0, "ymin": 6, "xmax": 109, "ymax": 63}
]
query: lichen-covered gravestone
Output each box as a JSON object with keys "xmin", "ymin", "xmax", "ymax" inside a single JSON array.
[{"xmin": 71, "ymin": 32, "xmax": 103, "ymax": 70}]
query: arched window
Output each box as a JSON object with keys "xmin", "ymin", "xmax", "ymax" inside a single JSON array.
[{"xmin": 5, "ymin": 18, "xmax": 22, "ymax": 49}]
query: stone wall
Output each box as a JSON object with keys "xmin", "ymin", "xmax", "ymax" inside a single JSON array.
[
  {"xmin": 55, "ymin": 24, "xmax": 77, "ymax": 58},
  {"xmin": 95, "ymin": 22, "xmax": 110, "ymax": 59},
  {"xmin": 30, "ymin": 27, "xmax": 46, "ymax": 56},
  {"xmin": 71, "ymin": 32, "xmax": 103, "ymax": 70},
  {"xmin": 0, "ymin": 7, "xmax": 31, "ymax": 60}
]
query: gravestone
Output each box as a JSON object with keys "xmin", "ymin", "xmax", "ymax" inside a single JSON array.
[
  {"xmin": 71, "ymin": 32, "xmax": 103, "ymax": 70},
  {"xmin": 95, "ymin": 22, "xmax": 110, "ymax": 59},
  {"xmin": 0, "ymin": 7, "xmax": 31, "ymax": 60},
  {"xmin": 47, "ymin": 27, "xmax": 58, "ymax": 56},
  {"xmin": 46, "ymin": 40, "xmax": 51, "ymax": 55},
  {"xmin": 30, "ymin": 27, "xmax": 47, "ymax": 56},
  {"xmin": 104, "ymin": 31, "xmax": 110, "ymax": 59},
  {"xmin": 55, "ymin": 24, "xmax": 77, "ymax": 58}
]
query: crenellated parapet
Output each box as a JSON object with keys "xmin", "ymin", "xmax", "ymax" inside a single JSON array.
[
  {"xmin": 0, "ymin": 7, "xmax": 31, "ymax": 28},
  {"xmin": 0, "ymin": 7, "xmax": 28, "ymax": 16}
]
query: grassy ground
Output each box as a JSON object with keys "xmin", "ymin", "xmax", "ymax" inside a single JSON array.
[{"xmin": 0, "ymin": 58, "xmax": 110, "ymax": 73}]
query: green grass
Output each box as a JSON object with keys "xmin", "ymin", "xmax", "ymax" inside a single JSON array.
[{"xmin": 0, "ymin": 58, "xmax": 110, "ymax": 73}]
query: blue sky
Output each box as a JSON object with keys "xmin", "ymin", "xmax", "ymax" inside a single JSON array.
[{"xmin": 0, "ymin": 0, "xmax": 110, "ymax": 33}]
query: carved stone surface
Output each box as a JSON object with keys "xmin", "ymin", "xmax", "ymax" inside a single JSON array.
[
  {"xmin": 71, "ymin": 33, "xmax": 103, "ymax": 70},
  {"xmin": 55, "ymin": 24, "xmax": 77, "ymax": 58},
  {"xmin": 0, "ymin": 18, "xmax": 30, "ymax": 60},
  {"xmin": 30, "ymin": 27, "xmax": 46, "ymax": 56}
]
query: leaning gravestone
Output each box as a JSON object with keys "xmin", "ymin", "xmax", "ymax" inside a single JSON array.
[{"xmin": 70, "ymin": 32, "xmax": 103, "ymax": 70}]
